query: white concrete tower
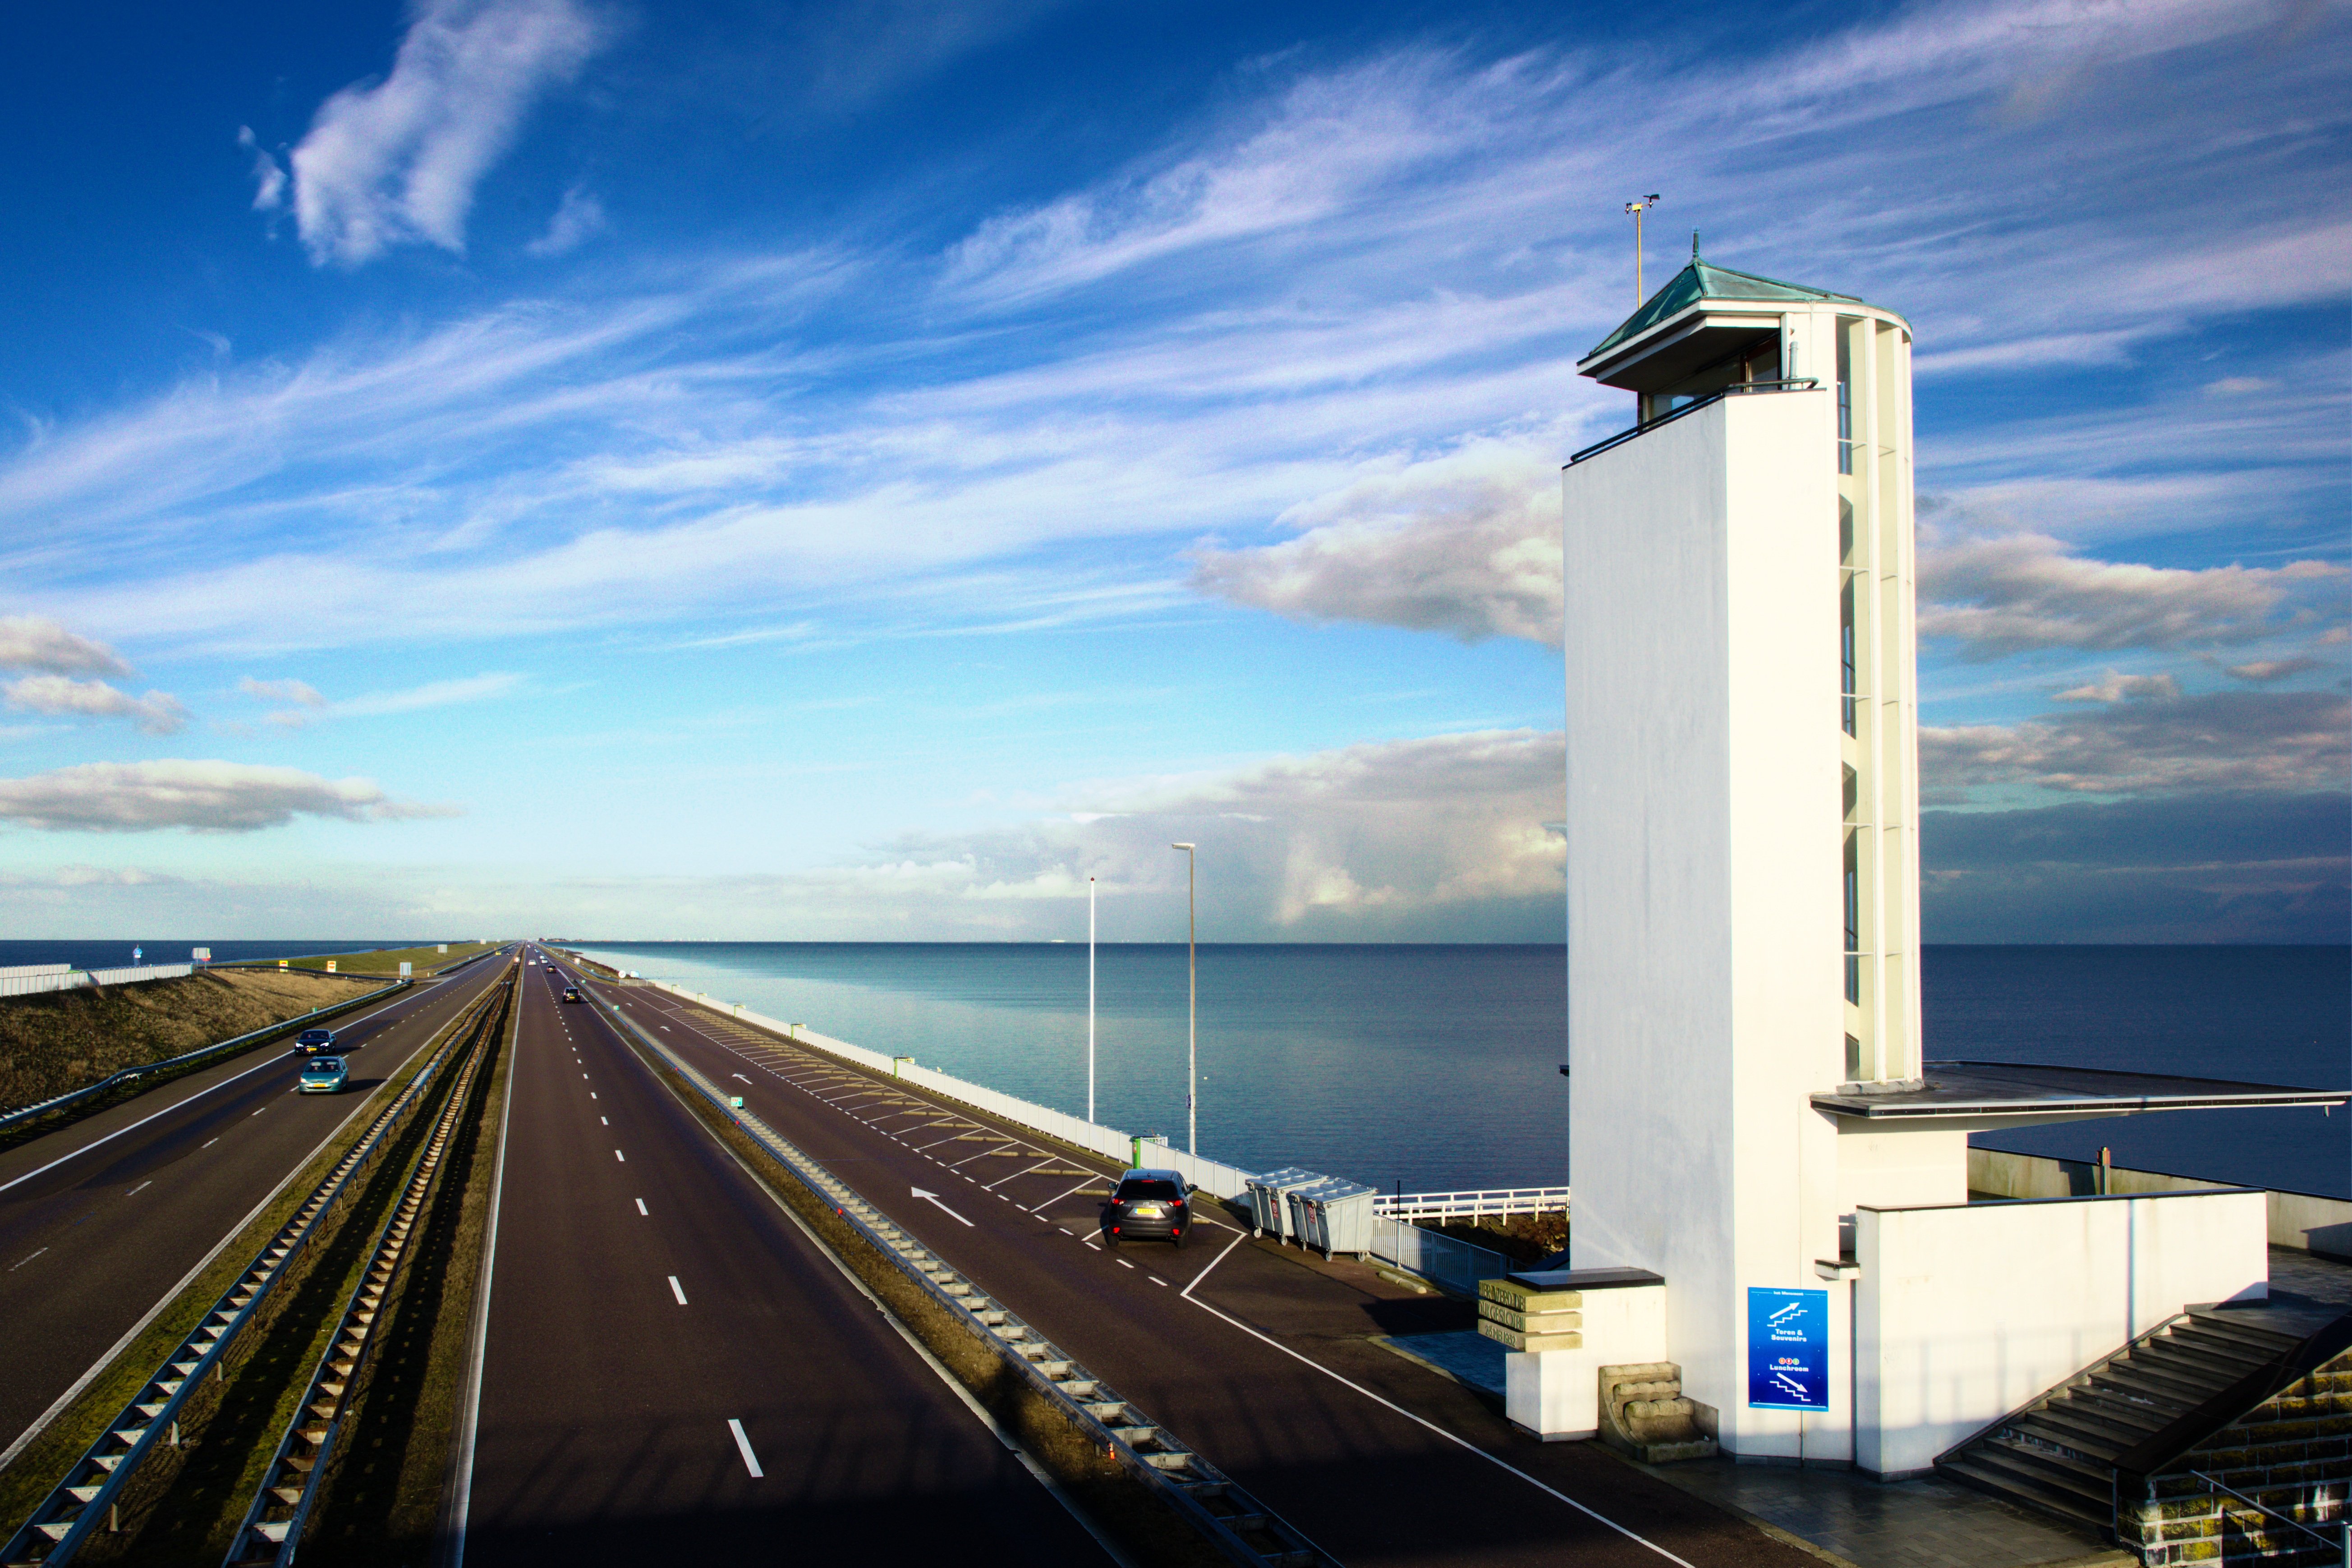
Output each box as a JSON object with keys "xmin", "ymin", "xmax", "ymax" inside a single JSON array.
[{"xmin": 1560, "ymin": 253, "xmax": 1921, "ymax": 1461}]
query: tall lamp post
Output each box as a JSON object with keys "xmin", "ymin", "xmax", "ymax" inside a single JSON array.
[
  {"xmin": 1170, "ymin": 842, "xmax": 1197, "ymax": 1154},
  {"xmin": 1087, "ymin": 875, "xmax": 1097, "ymax": 1125}
]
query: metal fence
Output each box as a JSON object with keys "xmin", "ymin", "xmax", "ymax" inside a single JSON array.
[
  {"xmin": 1366, "ymin": 1215, "xmax": 1518, "ymax": 1296},
  {"xmin": 1374, "ymin": 1186, "xmax": 1571, "ymax": 1222}
]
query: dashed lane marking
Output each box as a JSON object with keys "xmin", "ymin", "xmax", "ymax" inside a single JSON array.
[
  {"xmin": 9, "ymin": 1248, "xmax": 48, "ymax": 1272},
  {"xmin": 728, "ymin": 1418, "xmax": 763, "ymax": 1478},
  {"xmin": 124, "ymin": 1182, "xmax": 150, "ymax": 1197},
  {"xmin": 669, "ymin": 1275, "xmax": 688, "ymax": 1305},
  {"xmin": 615, "ymin": 1150, "xmax": 626, "ymax": 1162}
]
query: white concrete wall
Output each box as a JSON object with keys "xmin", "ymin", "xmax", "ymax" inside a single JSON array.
[
  {"xmin": 1969, "ymin": 1145, "xmax": 2352, "ymax": 1259},
  {"xmin": 1855, "ymin": 1189, "xmax": 2269, "ymax": 1476},
  {"xmin": 1563, "ymin": 386, "xmax": 1846, "ymax": 1457},
  {"xmin": 1504, "ymin": 1283, "xmax": 1668, "ymax": 1439}
]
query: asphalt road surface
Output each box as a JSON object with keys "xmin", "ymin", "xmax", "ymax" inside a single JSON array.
[
  {"xmin": 455, "ymin": 952, "xmax": 1107, "ymax": 1565},
  {"xmin": 0, "ymin": 955, "xmax": 514, "ymax": 1458},
  {"xmin": 567, "ymin": 957, "xmax": 1823, "ymax": 1568}
]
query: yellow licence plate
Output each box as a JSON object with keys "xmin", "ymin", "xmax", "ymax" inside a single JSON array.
[{"xmin": 1131, "ymin": 1205, "xmax": 1162, "ymax": 1217}]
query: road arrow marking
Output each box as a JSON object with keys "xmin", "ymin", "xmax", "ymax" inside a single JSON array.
[{"xmin": 910, "ymin": 1187, "xmax": 975, "ymax": 1227}]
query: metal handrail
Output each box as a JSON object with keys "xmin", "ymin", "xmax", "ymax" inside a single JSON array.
[
  {"xmin": 2185, "ymin": 1470, "xmax": 2348, "ymax": 1559},
  {"xmin": 1375, "ymin": 1186, "xmax": 1571, "ymax": 1220},
  {"xmin": 1566, "ymin": 377, "xmax": 1821, "ymax": 466}
]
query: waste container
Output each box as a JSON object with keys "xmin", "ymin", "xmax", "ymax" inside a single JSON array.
[
  {"xmin": 1246, "ymin": 1168, "xmax": 1321, "ymax": 1241},
  {"xmin": 1315, "ymin": 1180, "xmax": 1379, "ymax": 1260},
  {"xmin": 1285, "ymin": 1177, "xmax": 1349, "ymax": 1254}
]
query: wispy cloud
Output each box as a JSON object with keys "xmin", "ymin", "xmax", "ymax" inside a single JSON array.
[
  {"xmin": 0, "ymin": 759, "xmax": 457, "ymax": 832},
  {"xmin": 256, "ymin": 671, "xmax": 525, "ymax": 729},
  {"xmin": 1922, "ymin": 689, "xmax": 2349, "ymax": 798},
  {"xmin": 525, "ymin": 184, "xmax": 606, "ymax": 257},
  {"xmin": 286, "ymin": 0, "xmax": 606, "ymax": 266}
]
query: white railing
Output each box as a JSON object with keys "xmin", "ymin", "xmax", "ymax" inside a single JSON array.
[{"xmin": 1374, "ymin": 1186, "xmax": 1570, "ymax": 1222}]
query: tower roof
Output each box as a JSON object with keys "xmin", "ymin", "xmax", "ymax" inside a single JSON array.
[{"xmin": 1582, "ymin": 256, "xmax": 1863, "ymax": 365}]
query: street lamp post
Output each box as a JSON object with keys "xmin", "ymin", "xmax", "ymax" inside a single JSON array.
[
  {"xmin": 1170, "ymin": 842, "xmax": 1197, "ymax": 1154},
  {"xmin": 1087, "ymin": 875, "xmax": 1097, "ymax": 1125}
]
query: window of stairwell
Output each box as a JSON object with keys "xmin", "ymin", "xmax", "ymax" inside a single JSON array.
[
  {"xmin": 1844, "ymin": 831, "xmax": 1860, "ymax": 1007},
  {"xmin": 1841, "ymin": 571, "xmax": 1857, "ymax": 737},
  {"xmin": 1836, "ymin": 326, "xmax": 1855, "ymax": 475}
]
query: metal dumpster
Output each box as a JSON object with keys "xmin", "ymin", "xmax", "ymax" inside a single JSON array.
[
  {"xmin": 1246, "ymin": 1168, "xmax": 1322, "ymax": 1241},
  {"xmin": 1290, "ymin": 1177, "xmax": 1379, "ymax": 1260}
]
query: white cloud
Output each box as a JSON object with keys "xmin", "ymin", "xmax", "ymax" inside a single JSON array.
[
  {"xmin": 1190, "ymin": 436, "xmax": 1563, "ymax": 645},
  {"xmin": 0, "ymin": 616, "xmax": 134, "ymax": 677},
  {"xmin": 2053, "ymin": 670, "xmax": 2180, "ymax": 703},
  {"xmin": 0, "ymin": 759, "xmax": 458, "ymax": 832},
  {"xmin": 335, "ymin": 672, "xmax": 524, "ymax": 717},
  {"xmin": 525, "ymin": 184, "xmax": 606, "ymax": 256},
  {"xmin": 1919, "ymin": 533, "xmax": 2347, "ymax": 659},
  {"xmin": 237, "ymin": 125, "xmax": 286, "ymax": 212},
  {"xmin": 288, "ymin": 0, "xmax": 605, "ymax": 267},
  {"xmin": 240, "ymin": 676, "xmax": 327, "ymax": 707},
  {"xmin": 1922, "ymin": 690, "xmax": 2348, "ymax": 797},
  {"xmin": 4, "ymin": 676, "xmax": 189, "ymax": 735},
  {"xmin": 2223, "ymin": 657, "xmax": 2328, "ymax": 683}
]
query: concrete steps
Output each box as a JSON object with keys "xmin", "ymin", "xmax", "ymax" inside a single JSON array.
[{"xmin": 1935, "ymin": 1306, "xmax": 2305, "ymax": 1534}]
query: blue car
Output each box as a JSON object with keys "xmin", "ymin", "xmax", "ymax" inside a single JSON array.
[
  {"xmin": 295, "ymin": 1028, "xmax": 338, "ymax": 1054},
  {"xmin": 298, "ymin": 1057, "xmax": 349, "ymax": 1094}
]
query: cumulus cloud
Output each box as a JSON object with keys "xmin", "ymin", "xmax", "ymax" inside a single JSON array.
[
  {"xmin": 4, "ymin": 676, "xmax": 189, "ymax": 734},
  {"xmin": 525, "ymin": 184, "xmax": 606, "ymax": 256},
  {"xmin": 240, "ymin": 676, "xmax": 327, "ymax": 707},
  {"xmin": 288, "ymin": 0, "xmax": 605, "ymax": 267},
  {"xmin": 0, "ymin": 760, "xmax": 458, "ymax": 832},
  {"xmin": 0, "ymin": 616, "xmax": 135, "ymax": 677},
  {"xmin": 1921, "ymin": 690, "xmax": 2348, "ymax": 797},
  {"xmin": 1190, "ymin": 438, "xmax": 1562, "ymax": 645},
  {"xmin": 1919, "ymin": 532, "xmax": 2346, "ymax": 659}
]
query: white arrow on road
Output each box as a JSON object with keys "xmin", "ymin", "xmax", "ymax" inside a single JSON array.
[
  {"xmin": 911, "ymin": 1188, "xmax": 974, "ymax": 1227},
  {"xmin": 733, "ymin": 1073, "xmax": 752, "ymax": 1083}
]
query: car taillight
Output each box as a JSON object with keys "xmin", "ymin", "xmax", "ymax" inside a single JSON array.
[{"xmin": 1110, "ymin": 1225, "xmax": 1121, "ymax": 1233}]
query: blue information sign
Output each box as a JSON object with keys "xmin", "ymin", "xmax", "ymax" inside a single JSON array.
[{"xmin": 1747, "ymin": 1287, "xmax": 1829, "ymax": 1410}]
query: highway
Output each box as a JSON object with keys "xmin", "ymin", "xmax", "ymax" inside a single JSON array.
[
  {"xmin": 0, "ymin": 954, "xmax": 514, "ymax": 1461},
  {"xmin": 566, "ymin": 957, "xmax": 1824, "ymax": 1568},
  {"xmin": 454, "ymin": 952, "xmax": 1108, "ymax": 1564}
]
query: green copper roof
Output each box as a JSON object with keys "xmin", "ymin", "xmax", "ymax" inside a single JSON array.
[{"xmin": 1583, "ymin": 256, "xmax": 1863, "ymax": 363}]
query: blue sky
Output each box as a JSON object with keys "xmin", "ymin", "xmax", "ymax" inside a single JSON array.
[{"xmin": 0, "ymin": 0, "xmax": 2343, "ymax": 943}]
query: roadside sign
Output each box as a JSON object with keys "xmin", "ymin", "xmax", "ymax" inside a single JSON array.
[
  {"xmin": 192, "ymin": 947, "xmax": 211, "ymax": 963},
  {"xmin": 399, "ymin": 962, "xmax": 412, "ymax": 977},
  {"xmin": 326, "ymin": 961, "xmax": 336, "ymax": 973},
  {"xmin": 278, "ymin": 959, "xmax": 289, "ymax": 969},
  {"xmin": 1747, "ymin": 1287, "xmax": 1829, "ymax": 1410}
]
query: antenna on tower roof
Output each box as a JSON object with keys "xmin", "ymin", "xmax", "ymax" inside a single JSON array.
[
  {"xmin": 1624, "ymin": 193, "xmax": 1661, "ymax": 303},
  {"xmin": 1692, "ymin": 230, "xmax": 1701, "ymax": 258}
]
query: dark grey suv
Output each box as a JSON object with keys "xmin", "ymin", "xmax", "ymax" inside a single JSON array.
[{"xmin": 1102, "ymin": 1168, "xmax": 1192, "ymax": 1248}]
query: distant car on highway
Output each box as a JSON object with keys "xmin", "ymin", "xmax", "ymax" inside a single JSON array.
[
  {"xmin": 295, "ymin": 1028, "xmax": 338, "ymax": 1054},
  {"xmin": 1102, "ymin": 1168, "xmax": 1192, "ymax": 1248},
  {"xmin": 298, "ymin": 1057, "xmax": 348, "ymax": 1094},
  {"xmin": 562, "ymin": 987, "xmax": 581, "ymax": 1002}
]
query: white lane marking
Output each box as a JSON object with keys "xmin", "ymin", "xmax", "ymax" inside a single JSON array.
[
  {"xmin": 732, "ymin": 1073, "xmax": 751, "ymax": 1083},
  {"xmin": 669, "ymin": 1275, "xmax": 688, "ymax": 1305},
  {"xmin": 8, "ymin": 1248, "xmax": 47, "ymax": 1272},
  {"xmin": 1181, "ymin": 1230, "xmax": 1250, "ymax": 1298},
  {"xmin": 728, "ymin": 1418, "xmax": 763, "ymax": 1478},
  {"xmin": 1031, "ymin": 1177, "xmax": 1099, "ymax": 1213},
  {"xmin": 1116, "ymin": 1258, "xmax": 1135, "ymax": 1269},
  {"xmin": 983, "ymin": 1156, "xmax": 1057, "ymax": 1190},
  {"xmin": 1180, "ymin": 1292, "xmax": 1697, "ymax": 1567},
  {"xmin": 589, "ymin": 1093, "xmax": 596, "ymax": 1099},
  {"xmin": 582, "ymin": 1073, "xmax": 588, "ymax": 1079},
  {"xmin": 1150, "ymin": 1277, "xmax": 1168, "ymax": 1287},
  {"xmin": 948, "ymin": 1142, "xmax": 1015, "ymax": 1168},
  {"xmin": 1057, "ymin": 1228, "xmax": 1074, "ymax": 1236},
  {"xmin": 614, "ymin": 1150, "xmax": 625, "ymax": 1162},
  {"xmin": 635, "ymin": 1199, "xmax": 648, "ymax": 1215},
  {"xmin": 251, "ymin": 1106, "xmax": 266, "ymax": 1116},
  {"xmin": 600, "ymin": 1117, "xmax": 608, "ymax": 1126},
  {"xmin": 125, "ymin": 1181, "xmax": 151, "ymax": 1197},
  {"xmin": 910, "ymin": 1187, "xmax": 975, "ymax": 1227},
  {"xmin": 201, "ymin": 1138, "xmax": 219, "ymax": 1149}
]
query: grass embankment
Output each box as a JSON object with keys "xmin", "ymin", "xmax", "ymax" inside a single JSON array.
[
  {"xmin": 0, "ymin": 985, "xmax": 504, "ymax": 1552},
  {"xmin": 618, "ymin": 1026, "xmax": 1226, "ymax": 1568},
  {"xmin": 108, "ymin": 984, "xmax": 512, "ymax": 1567},
  {"xmin": 0, "ymin": 967, "xmax": 371, "ymax": 1122},
  {"xmin": 280, "ymin": 943, "xmax": 502, "ymax": 976}
]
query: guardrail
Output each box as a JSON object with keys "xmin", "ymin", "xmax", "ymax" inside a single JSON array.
[
  {"xmin": 222, "ymin": 986, "xmax": 504, "ymax": 1567},
  {"xmin": 1374, "ymin": 1186, "xmax": 1570, "ymax": 1222},
  {"xmin": 0, "ymin": 978, "xmax": 411, "ymax": 1135},
  {"xmin": 0, "ymin": 981, "xmax": 501, "ymax": 1566},
  {"xmin": 587, "ymin": 984, "xmax": 1334, "ymax": 1568}
]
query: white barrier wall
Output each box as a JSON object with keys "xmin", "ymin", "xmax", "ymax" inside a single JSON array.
[
  {"xmin": 639, "ymin": 981, "xmax": 1261, "ymax": 1199},
  {"xmin": 0, "ymin": 962, "xmax": 194, "ymax": 998},
  {"xmin": 1856, "ymin": 1188, "xmax": 2269, "ymax": 1476}
]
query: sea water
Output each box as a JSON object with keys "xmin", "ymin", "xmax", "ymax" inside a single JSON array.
[{"xmin": 578, "ymin": 941, "xmax": 2348, "ymax": 1200}]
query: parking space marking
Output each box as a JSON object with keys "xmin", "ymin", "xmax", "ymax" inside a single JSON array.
[
  {"xmin": 727, "ymin": 1418, "xmax": 763, "ymax": 1478},
  {"xmin": 635, "ymin": 1199, "xmax": 648, "ymax": 1215},
  {"xmin": 669, "ymin": 1275, "xmax": 688, "ymax": 1305}
]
